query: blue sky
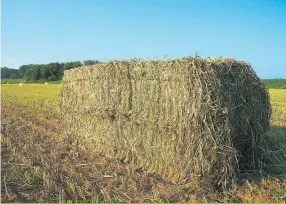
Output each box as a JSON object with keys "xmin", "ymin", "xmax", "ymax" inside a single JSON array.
[{"xmin": 1, "ymin": 0, "xmax": 286, "ymax": 78}]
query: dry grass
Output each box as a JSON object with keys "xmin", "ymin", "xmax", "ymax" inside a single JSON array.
[
  {"xmin": 1, "ymin": 84, "xmax": 285, "ymax": 202},
  {"xmin": 0, "ymin": 101, "xmax": 206, "ymax": 202},
  {"xmin": 60, "ymin": 57, "xmax": 271, "ymax": 190}
]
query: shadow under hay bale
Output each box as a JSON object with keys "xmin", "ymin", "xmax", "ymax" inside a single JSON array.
[{"xmin": 59, "ymin": 56, "xmax": 271, "ymax": 190}]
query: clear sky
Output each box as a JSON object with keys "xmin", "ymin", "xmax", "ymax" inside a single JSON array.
[{"xmin": 1, "ymin": 0, "xmax": 286, "ymax": 78}]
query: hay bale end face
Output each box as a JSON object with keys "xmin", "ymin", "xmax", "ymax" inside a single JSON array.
[{"xmin": 60, "ymin": 57, "xmax": 271, "ymax": 189}]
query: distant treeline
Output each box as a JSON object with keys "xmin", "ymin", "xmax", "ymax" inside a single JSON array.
[
  {"xmin": 1, "ymin": 67, "xmax": 20, "ymax": 79},
  {"xmin": 262, "ymin": 79, "xmax": 286, "ymax": 89},
  {"xmin": 1, "ymin": 63, "xmax": 286, "ymax": 89},
  {"xmin": 1, "ymin": 60, "xmax": 100, "ymax": 81}
]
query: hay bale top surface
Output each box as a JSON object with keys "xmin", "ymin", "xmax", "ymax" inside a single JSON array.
[{"xmin": 64, "ymin": 57, "xmax": 251, "ymax": 76}]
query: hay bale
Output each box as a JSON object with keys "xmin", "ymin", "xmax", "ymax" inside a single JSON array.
[{"xmin": 59, "ymin": 57, "xmax": 271, "ymax": 189}]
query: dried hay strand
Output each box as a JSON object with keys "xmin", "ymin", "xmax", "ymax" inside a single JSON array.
[{"xmin": 59, "ymin": 56, "xmax": 271, "ymax": 190}]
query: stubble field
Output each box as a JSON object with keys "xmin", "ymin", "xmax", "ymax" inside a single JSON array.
[{"xmin": 1, "ymin": 84, "xmax": 286, "ymax": 202}]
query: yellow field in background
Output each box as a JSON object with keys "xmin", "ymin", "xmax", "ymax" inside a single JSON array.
[
  {"xmin": 1, "ymin": 84, "xmax": 61, "ymax": 103},
  {"xmin": 1, "ymin": 84, "xmax": 61, "ymax": 114},
  {"xmin": 269, "ymin": 89, "xmax": 286, "ymax": 127}
]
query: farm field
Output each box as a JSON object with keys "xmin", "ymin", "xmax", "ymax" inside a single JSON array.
[
  {"xmin": 1, "ymin": 84, "xmax": 286, "ymax": 202},
  {"xmin": 1, "ymin": 78, "xmax": 62, "ymax": 84},
  {"xmin": 270, "ymin": 89, "xmax": 286, "ymax": 126}
]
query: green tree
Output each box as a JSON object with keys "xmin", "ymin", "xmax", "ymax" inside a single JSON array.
[
  {"xmin": 31, "ymin": 66, "xmax": 41, "ymax": 81},
  {"xmin": 72, "ymin": 61, "xmax": 82, "ymax": 68},
  {"xmin": 17, "ymin": 60, "xmax": 100, "ymax": 81},
  {"xmin": 24, "ymin": 69, "xmax": 32, "ymax": 81},
  {"xmin": 83, "ymin": 60, "xmax": 100, "ymax": 66},
  {"xmin": 19, "ymin": 65, "xmax": 29, "ymax": 78},
  {"xmin": 42, "ymin": 66, "xmax": 51, "ymax": 79},
  {"xmin": 1, "ymin": 67, "xmax": 19, "ymax": 79},
  {"xmin": 63, "ymin": 62, "xmax": 73, "ymax": 70},
  {"xmin": 49, "ymin": 63, "xmax": 61, "ymax": 80},
  {"xmin": 10, "ymin": 73, "xmax": 17, "ymax": 79},
  {"xmin": 48, "ymin": 75, "xmax": 57, "ymax": 81}
]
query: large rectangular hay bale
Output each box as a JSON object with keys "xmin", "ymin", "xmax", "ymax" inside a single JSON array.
[{"xmin": 60, "ymin": 57, "xmax": 271, "ymax": 189}]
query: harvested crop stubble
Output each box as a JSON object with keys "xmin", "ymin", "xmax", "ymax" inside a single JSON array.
[{"xmin": 60, "ymin": 57, "xmax": 271, "ymax": 190}]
